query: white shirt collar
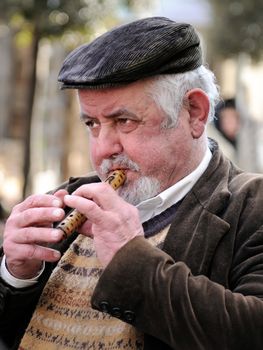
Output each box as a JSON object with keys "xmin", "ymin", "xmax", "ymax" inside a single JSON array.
[{"xmin": 136, "ymin": 147, "xmax": 212, "ymax": 223}]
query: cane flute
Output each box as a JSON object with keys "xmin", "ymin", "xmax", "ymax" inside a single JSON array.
[{"xmin": 56, "ymin": 169, "xmax": 126, "ymax": 239}]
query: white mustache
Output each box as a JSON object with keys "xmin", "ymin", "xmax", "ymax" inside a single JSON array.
[{"xmin": 100, "ymin": 154, "xmax": 140, "ymax": 174}]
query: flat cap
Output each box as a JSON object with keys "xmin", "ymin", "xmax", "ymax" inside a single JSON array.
[{"xmin": 58, "ymin": 16, "xmax": 202, "ymax": 89}]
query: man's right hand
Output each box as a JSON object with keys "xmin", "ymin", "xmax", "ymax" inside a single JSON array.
[{"xmin": 2, "ymin": 190, "xmax": 67, "ymax": 279}]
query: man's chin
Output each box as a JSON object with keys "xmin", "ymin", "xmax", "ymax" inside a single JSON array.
[{"xmin": 118, "ymin": 176, "xmax": 161, "ymax": 206}]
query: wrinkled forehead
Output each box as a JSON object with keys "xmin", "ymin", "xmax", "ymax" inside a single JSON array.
[
  {"xmin": 78, "ymin": 79, "xmax": 151, "ymax": 108},
  {"xmin": 77, "ymin": 83, "xmax": 165, "ymax": 126}
]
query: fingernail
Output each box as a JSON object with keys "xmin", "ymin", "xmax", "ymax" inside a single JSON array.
[
  {"xmin": 52, "ymin": 229, "xmax": 62, "ymax": 239},
  {"xmin": 53, "ymin": 199, "xmax": 62, "ymax": 207},
  {"xmin": 53, "ymin": 250, "xmax": 61, "ymax": 259},
  {"xmin": 53, "ymin": 208, "xmax": 63, "ymax": 218}
]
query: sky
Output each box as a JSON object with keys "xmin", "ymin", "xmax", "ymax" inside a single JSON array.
[{"xmin": 151, "ymin": 0, "xmax": 212, "ymax": 27}]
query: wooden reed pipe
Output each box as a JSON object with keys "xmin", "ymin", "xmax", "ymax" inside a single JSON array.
[{"xmin": 56, "ymin": 170, "xmax": 126, "ymax": 239}]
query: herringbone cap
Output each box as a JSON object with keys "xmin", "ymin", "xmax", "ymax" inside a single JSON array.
[{"xmin": 58, "ymin": 16, "xmax": 202, "ymax": 89}]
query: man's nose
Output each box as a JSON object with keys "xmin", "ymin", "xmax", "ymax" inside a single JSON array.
[{"xmin": 95, "ymin": 125, "xmax": 123, "ymax": 159}]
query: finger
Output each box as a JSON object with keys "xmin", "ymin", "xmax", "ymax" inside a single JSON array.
[
  {"xmin": 53, "ymin": 189, "xmax": 68, "ymax": 206},
  {"xmin": 7, "ymin": 207, "xmax": 65, "ymax": 229},
  {"xmin": 63, "ymin": 194, "xmax": 104, "ymax": 225},
  {"xmin": 6, "ymin": 243, "xmax": 61, "ymax": 262},
  {"xmin": 77, "ymin": 220, "xmax": 93, "ymax": 237},
  {"xmin": 54, "ymin": 189, "xmax": 68, "ymax": 197},
  {"xmin": 72, "ymin": 182, "xmax": 121, "ymax": 210},
  {"xmin": 8, "ymin": 227, "xmax": 64, "ymax": 245},
  {"xmin": 12, "ymin": 194, "xmax": 63, "ymax": 214}
]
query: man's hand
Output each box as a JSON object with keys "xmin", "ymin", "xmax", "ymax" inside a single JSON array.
[
  {"xmin": 64, "ymin": 182, "xmax": 144, "ymax": 267},
  {"xmin": 3, "ymin": 190, "xmax": 67, "ymax": 279}
]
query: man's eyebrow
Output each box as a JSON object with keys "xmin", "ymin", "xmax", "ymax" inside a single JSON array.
[
  {"xmin": 80, "ymin": 112, "xmax": 93, "ymax": 121},
  {"xmin": 104, "ymin": 108, "xmax": 138, "ymax": 119},
  {"xmin": 80, "ymin": 108, "xmax": 138, "ymax": 121}
]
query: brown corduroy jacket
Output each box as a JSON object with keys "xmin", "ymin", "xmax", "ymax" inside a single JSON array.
[{"xmin": 1, "ymin": 143, "xmax": 263, "ymax": 349}]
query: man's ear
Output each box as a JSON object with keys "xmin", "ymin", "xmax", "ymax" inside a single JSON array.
[{"xmin": 184, "ymin": 89, "xmax": 210, "ymax": 138}]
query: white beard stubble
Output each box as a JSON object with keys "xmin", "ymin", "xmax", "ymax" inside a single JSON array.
[{"xmin": 99, "ymin": 154, "xmax": 161, "ymax": 205}]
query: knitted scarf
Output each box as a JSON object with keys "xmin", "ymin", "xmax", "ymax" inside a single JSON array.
[{"xmin": 19, "ymin": 226, "xmax": 170, "ymax": 350}]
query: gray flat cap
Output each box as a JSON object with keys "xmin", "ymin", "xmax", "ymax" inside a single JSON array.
[{"xmin": 58, "ymin": 16, "xmax": 202, "ymax": 89}]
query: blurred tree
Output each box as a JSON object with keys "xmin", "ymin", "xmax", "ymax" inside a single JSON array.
[
  {"xmin": 0, "ymin": 0, "xmax": 144, "ymax": 198},
  {"xmin": 207, "ymin": 0, "xmax": 263, "ymax": 172},
  {"xmin": 208, "ymin": 0, "xmax": 263, "ymax": 60}
]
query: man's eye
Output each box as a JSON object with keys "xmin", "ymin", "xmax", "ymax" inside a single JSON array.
[
  {"xmin": 85, "ymin": 120, "xmax": 100, "ymax": 129},
  {"xmin": 116, "ymin": 118, "xmax": 139, "ymax": 132}
]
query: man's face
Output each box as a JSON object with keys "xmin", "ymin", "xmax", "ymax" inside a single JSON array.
[{"xmin": 78, "ymin": 80, "xmax": 198, "ymax": 203}]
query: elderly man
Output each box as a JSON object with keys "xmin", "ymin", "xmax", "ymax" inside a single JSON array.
[{"xmin": 0, "ymin": 17, "xmax": 263, "ymax": 350}]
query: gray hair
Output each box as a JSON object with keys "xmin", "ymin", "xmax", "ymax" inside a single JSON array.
[{"xmin": 146, "ymin": 65, "xmax": 220, "ymax": 128}]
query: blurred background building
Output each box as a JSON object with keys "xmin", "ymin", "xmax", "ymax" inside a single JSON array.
[{"xmin": 0, "ymin": 0, "xmax": 263, "ymax": 231}]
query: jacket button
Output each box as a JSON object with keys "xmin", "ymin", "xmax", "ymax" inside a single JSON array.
[
  {"xmin": 99, "ymin": 301, "xmax": 110, "ymax": 313},
  {"xmin": 123, "ymin": 310, "xmax": 135, "ymax": 323},
  {"xmin": 111, "ymin": 307, "xmax": 122, "ymax": 318}
]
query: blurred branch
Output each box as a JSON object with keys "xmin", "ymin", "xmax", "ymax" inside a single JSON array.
[
  {"xmin": 207, "ymin": 0, "xmax": 263, "ymax": 60},
  {"xmin": 0, "ymin": 0, "xmax": 153, "ymax": 197}
]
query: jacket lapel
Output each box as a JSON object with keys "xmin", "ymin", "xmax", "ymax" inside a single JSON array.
[
  {"xmin": 162, "ymin": 195, "xmax": 230, "ymax": 277},
  {"xmin": 163, "ymin": 143, "xmax": 233, "ymax": 279}
]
